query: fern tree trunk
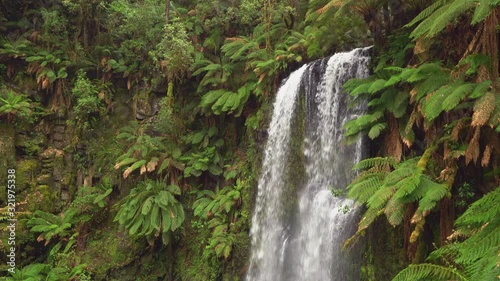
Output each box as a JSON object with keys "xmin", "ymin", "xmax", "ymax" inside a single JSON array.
[
  {"xmin": 403, "ymin": 204, "xmax": 417, "ymax": 262},
  {"xmin": 165, "ymin": 0, "xmax": 170, "ymax": 25},
  {"xmin": 439, "ymin": 197, "xmax": 455, "ymax": 245}
]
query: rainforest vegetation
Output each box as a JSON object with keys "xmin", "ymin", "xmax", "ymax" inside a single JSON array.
[{"xmin": 0, "ymin": 0, "xmax": 498, "ymax": 280}]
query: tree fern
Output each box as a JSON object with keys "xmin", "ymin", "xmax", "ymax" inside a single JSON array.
[
  {"xmin": 395, "ymin": 187, "xmax": 500, "ymax": 281},
  {"xmin": 348, "ymin": 147, "xmax": 449, "ymax": 243}
]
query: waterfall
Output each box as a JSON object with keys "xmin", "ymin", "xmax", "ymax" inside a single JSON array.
[{"xmin": 246, "ymin": 48, "xmax": 370, "ymax": 281}]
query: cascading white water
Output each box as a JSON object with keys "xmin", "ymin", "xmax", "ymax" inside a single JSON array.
[
  {"xmin": 291, "ymin": 48, "xmax": 370, "ymax": 280},
  {"xmin": 247, "ymin": 64, "xmax": 308, "ymax": 281},
  {"xmin": 247, "ymin": 48, "xmax": 370, "ymax": 281}
]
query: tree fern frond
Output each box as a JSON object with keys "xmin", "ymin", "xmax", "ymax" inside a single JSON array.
[
  {"xmin": 471, "ymin": 0, "xmax": 496, "ymax": 24},
  {"xmin": 410, "ymin": 3, "xmax": 453, "ymax": 39},
  {"xmin": 442, "ymin": 82, "xmax": 475, "ymax": 111},
  {"xmin": 415, "ymin": 177, "xmax": 448, "ymax": 213},
  {"xmin": 368, "ymin": 79, "xmax": 388, "ymax": 94},
  {"xmin": 465, "ymin": 248, "xmax": 500, "ymax": 280},
  {"xmin": 368, "ymin": 123, "xmax": 388, "ymax": 139},
  {"xmin": 412, "ymin": 63, "xmax": 448, "ymax": 80},
  {"xmin": 422, "ymin": 85, "xmax": 454, "ymax": 121},
  {"xmin": 348, "ymin": 174, "xmax": 385, "ymax": 203},
  {"xmin": 414, "ymin": 73, "xmax": 452, "ymax": 101},
  {"xmin": 352, "ymin": 157, "xmax": 396, "ymax": 171},
  {"xmin": 357, "ymin": 205, "xmax": 384, "ymax": 232},
  {"xmin": 384, "ymin": 166, "xmax": 415, "ymax": 186},
  {"xmin": 385, "ymin": 196, "xmax": 405, "ymax": 226},
  {"xmin": 406, "ymin": 0, "xmax": 450, "ymax": 27},
  {"xmin": 344, "ymin": 77, "xmax": 370, "ymax": 94},
  {"xmin": 367, "ymin": 186, "xmax": 395, "ymax": 209},
  {"xmin": 469, "ymin": 80, "xmax": 492, "ymax": 98},
  {"xmin": 384, "ymin": 89, "xmax": 409, "ymax": 118},
  {"xmin": 455, "ymin": 223, "xmax": 500, "ymax": 265},
  {"xmin": 455, "ymin": 187, "xmax": 500, "ymax": 228},
  {"xmin": 350, "ymin": 81, "xmax": 373, "ymax": 96},
  {"xmin": 392, "ymin": 263, "xmax": 468, "ymax": 281},
  {"xmin": 393, "ymin": 173, "xmax": 422, "ymax": 200},
  {"xmin": 426, "ymin": 0, "xmax": 476, "ymax": 38}
]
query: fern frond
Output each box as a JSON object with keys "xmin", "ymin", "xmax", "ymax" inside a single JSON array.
[
  {"xmin": 367, "ymin": 186, "xmax": 395, "ymax": 209},
  {"xmin": 426, "ymin": 0, "xmax": 475, "ymax": 38},
  {"xmin": 405, "ymin": 0, "xmax": 449, "ymax": 27},
  {"xmin": 384, "ymin": 165, "xmax": 416, "ymax": 186},
  {"xmin": 392, "ymin": 263, "xmax": 468, "ymax": 281},
  {"xmin": 456, "ymin": 223, "xmax": 500, "ymax": 265},
  {"xmin": 442, "ymin": 82, "xmax": 475, "ymax": 111},
  {"xmin": 368, "ymin": 123, "xmax": 387, "ymax": 139},
  {"xmin": 455, "ymin": 187, "xmax": 500, "ymax": 228},
  {"xmin": 471, "ymin": 0, "xmax": 496, "ymax": 24},
  {"xmin": 415, "ymin": 177, "xmax": 448, "ymax": 213},
  {"xmin": 385, "ymin": 196, "xmax": 405, "ymax": 226},
  {"xmin": 422, "ymin": 85, "xmax": 453, "ymax": 121},
  {"xmin": 352, "ymin": 157, "xmax": 396, "ymax": 170},
  {"xmin": 368, "ymin": 79, "xmax": 388, "ymax": 94},
  {"xmin": 393, "ymin": 173, "xmax": 422, "ymax": 200},
  {"xmin": 348, "ymin": 174, "xmax": 385, "ymax": 203}
]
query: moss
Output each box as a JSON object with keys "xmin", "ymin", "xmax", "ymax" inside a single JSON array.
[
  {"xmin": 80, "ymin": 229, "xmax": 143, "ymax": 280},
  {"xmin": 360, "ymin": 218, "xmax": 406, "ymax": 281},
  {"xmin": 16, "ymin": 159, "xmax": 39, "ymax": 192},
  {"xmin": 26, "ymin": 185, "xmax": 59, "ymax": 213},
  {"xmin": 175, "ymin": 221, "xmax": 222, "ymax": 281},
  {"xmin": 282, "ymin": 89, "xmax": 306, "ymax": 217}
]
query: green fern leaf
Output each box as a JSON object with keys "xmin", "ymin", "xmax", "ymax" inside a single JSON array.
[
  {"xmin": 352, "ymin": 157, "xmax": 395, "ymax": 170},
  {"xmin": 385, "ymin": 196, "xmax": 405, "ymax": 226},
  {"xmin": 427, "ymin": 0, "xmax": 475, "ymax": 37},
  {"xmin": 367, "ymin": 186, "xmax": 395, "ymax": 209},
  {"xmin": 472, "ymin": 0, "xmax": 494, "ymax": 24},
  {"xmin": 368, "ymin": 123, "xmax": 387, "ymax": 139},
  {"xmin": 469, "ymin": 80, "xmax": 492, "ymax": 99},
  {"xmin": 406, "ymin": 0, "xmax": 449, "ymax": 27},
  {"xmin": 368, "ymin": 79, "xmax": 388, "ymax": 94},
  {"xmin": 392, "ymin": 263, "xmax": 468, "ymax": 281},
  {"xmin": 422, "ymin": 85, "xmax": 453, "ymax": 121},
  {"xmin": 442, "ymin": 82, "xmax": 475, "ymax": 111},
  {"xmin": 415, "ymin": 177, "xmax": 448, "ymax": 213}
]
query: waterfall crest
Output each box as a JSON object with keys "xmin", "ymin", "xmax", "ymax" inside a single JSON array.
[{"xmin": 247, "ymin": 48, "xmax": 370, "ymax": 281}]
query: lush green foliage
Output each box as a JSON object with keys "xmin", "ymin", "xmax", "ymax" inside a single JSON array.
[
  {"xmin": 192, "ymin": 180, "xmax": 245, "ymax": 259},
  {"xmin": 342, "ymin": 0, "xmax": 500, "ymax": 278},
  {"xmin": 114, "ymin": 180, "xmax": 185, "ymax": 245},
  {"xmin": 1, "ymin": 0, "xmax": 498, "ymax": 279},
  {"xmin": 4, "ymin": 263, "xmax": 88, "ymax": 281},
  {"xmin": 392, "ymin": 187, "xmax": 500, "ymax": 281}
]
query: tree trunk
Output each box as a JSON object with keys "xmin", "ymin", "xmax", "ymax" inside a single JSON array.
[{"xmin": 165, "ymin": 0, "xmax": 170, "ymax": 25}]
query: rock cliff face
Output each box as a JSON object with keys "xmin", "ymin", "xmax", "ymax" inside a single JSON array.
[{"xmin": 0, "ymin": 124, "xmax": 15, "ymax": 201}]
